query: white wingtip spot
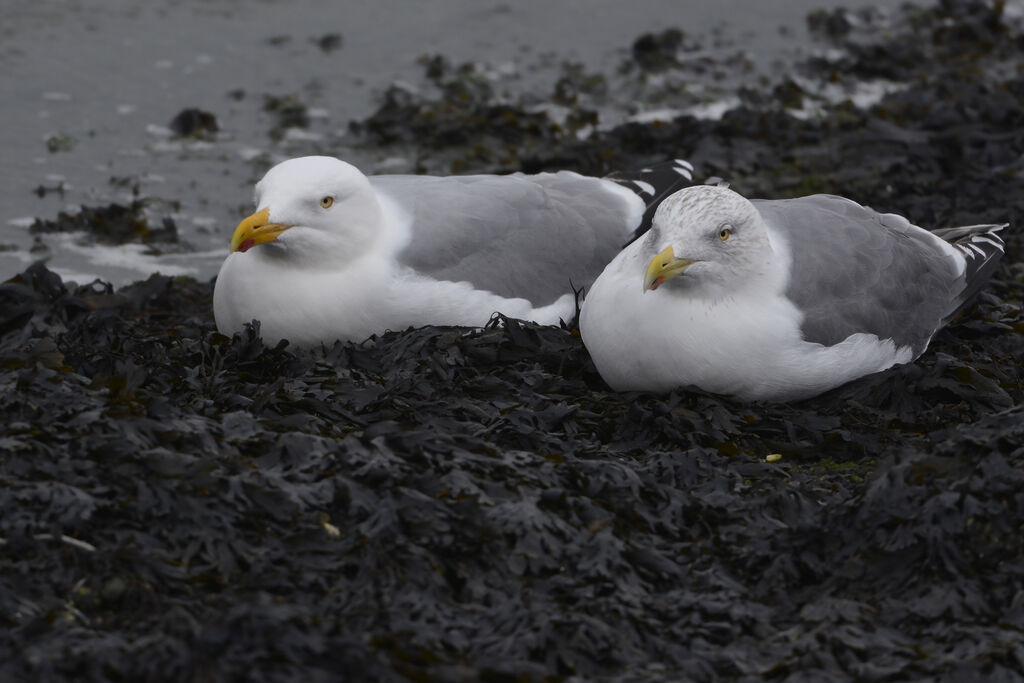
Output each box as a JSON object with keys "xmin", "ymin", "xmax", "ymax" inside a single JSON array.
[
  {"xmin": 674, "ymin": 158, "xmax": 694, "ymax": 171},
  {"xmin": 634, "ymin": 180, "xmax": 655, "ymax": 197},
  {"xmin": 971, "ymin": 235, "xmax": 1005, "ymax": 250}
]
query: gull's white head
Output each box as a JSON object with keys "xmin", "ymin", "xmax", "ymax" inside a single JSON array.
[
  {"xmin": 640, "ymin": 185, "xmax": 774, "ymax": 296},
  {"xmin": 228, "ymin": 156, "xmax": 384, "ymax": 265}
]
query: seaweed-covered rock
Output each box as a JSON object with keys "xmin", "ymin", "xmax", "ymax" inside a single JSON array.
[
  {"xmin": 630, "ymin": 28, "xmax": 695, "ymax": 72},
  {"xmin": 45, "ymin": 132, "xmax": 77, "ymax": 153},
  {"xmin": 349, "ymin": 58, "xmax": 573, "ymax": 172},
  {"xmin": 0, "ymin": 254, "xmax": 1021, "ymax": 680},
  {"xmin": 29, "ymin": 201, "xmax": 179, "ymax": 246},
  {"xmin": 264, "ymin": 93, "xmax": 310, "ymax": 140},
  {"xmin": 169, "ymin": 108, "xmax": 220, "ymax": 138},
  {"xmin": 314, "ymin": 32, "xmax": 342, "ymax": 53}
]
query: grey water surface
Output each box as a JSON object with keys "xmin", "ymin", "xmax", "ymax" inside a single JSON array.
[{"xmin": 1, "ymin": 0, "xmax": 905, "ymax": 285}]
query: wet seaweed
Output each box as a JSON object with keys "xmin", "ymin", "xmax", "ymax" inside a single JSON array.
[
  {"xmin": 0, "ymin": 255, "xmax": 1021, "ymax": 681},
  {"xmin": 264, "ymin": 94, "xmax": 311, "ymax": 141},
  {"xmin": 29, "ymin": 201, "xmax": 179, "ymax": 248},
  {"xmin": 169, "ymin": 108, "xmax": 220, "ymax": 139},
  {"xmin": 630, "ymin": 28, "xmax": 700, "ymax": 72},
  {"xmin": 314, "ymin": 33, "xmax": 343, "ymax": 53},
  {"xmin": 3, "ymin": 1, "xmax": 1024, "ymax": 680},
  {"xmin": 44, "ymin": 132, "xmax": 77, "ymax": 154}
]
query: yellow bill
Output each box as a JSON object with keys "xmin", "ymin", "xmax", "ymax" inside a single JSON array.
[
  {"xmin": 230, "ymin": 207, "xmax": 293, "ymax": 253},
  {"xmin": 643, "ymin": 245, "xmax": 694, "ymax": 291}
]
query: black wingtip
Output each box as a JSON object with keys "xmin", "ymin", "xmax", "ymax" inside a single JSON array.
[
  {"xmin": 607, "ymin": 159, "xmax": 696, "ymax": 240},
  {"xmin": 941, "ymin": 223, "xmax": 1008, "ymax": 323}
]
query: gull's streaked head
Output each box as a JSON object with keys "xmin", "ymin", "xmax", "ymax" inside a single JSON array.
[{"xmin": 640, "ymin": 185, "xmax": 773, "ymax": 295}]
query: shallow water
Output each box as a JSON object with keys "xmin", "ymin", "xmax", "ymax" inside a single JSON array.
[{"xmin": 2, "ymin": 0, "xmax": 906, "ymax": 285}]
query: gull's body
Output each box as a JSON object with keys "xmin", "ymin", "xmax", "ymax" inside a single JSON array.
[
  {"xmin": 580, "ymin": 185, "xmax": 1006, "ymax": 402},
  {"xmin": 213, "ymin": 156, "xmax": 693, "ymax": 346}
]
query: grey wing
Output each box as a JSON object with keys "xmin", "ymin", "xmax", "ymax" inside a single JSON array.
[
  {"xmin": 753, "ymin": 195, "xmax": 963, "ymax": 353},
  {"xmin": 371, "ymin": 172, "xmax": 641, "ymax": 306}
]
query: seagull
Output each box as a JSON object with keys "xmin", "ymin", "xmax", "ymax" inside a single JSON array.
[
  {"xmin": 580, "ymin": 184, "xmax": 1007, "ymax": 401},
  {"xmin": 213, "ymin": 155, "xmax": 693, "ymax": 346}
]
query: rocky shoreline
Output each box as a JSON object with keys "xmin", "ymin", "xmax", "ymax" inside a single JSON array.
[{"xmin": 3, "ymin": 2, "xmax": 1024, "ymax": 680}]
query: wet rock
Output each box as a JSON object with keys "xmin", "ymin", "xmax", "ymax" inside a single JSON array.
[
  {"xmin": 314, "ymin": 32, "xmax": 342, "ymax": 52},
  {"xmin": 168, "ymin": 108, "xmax": 220, "ymax": 138},
  {"xmin": 33, "ymin": 181, "xmax": 65, "ymax": 198},
  {"xmin": 631, "ymin": 28, "xmax": 688, "ymax": 71},
  {"xmin": 45, "ymin": 132, "xmax": 77, "ymax": 153}
]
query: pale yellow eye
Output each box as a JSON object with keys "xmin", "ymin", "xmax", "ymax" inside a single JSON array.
[
  {"xmin": 320, "ymin": 196, "xmax": 334, "ymax": 209},
  {"xmin": 718, "ymin": 227, "xmax": 731, "ymax": 242}
]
